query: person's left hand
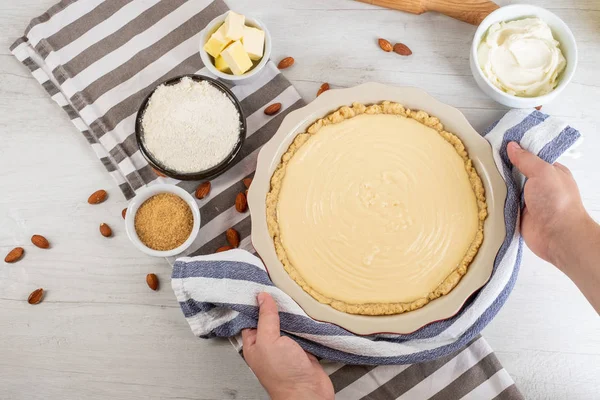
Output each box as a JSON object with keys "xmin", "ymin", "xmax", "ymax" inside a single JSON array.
[{"xmin": 242, "ymin": 293, "xmax": 334, "ymax": 400}]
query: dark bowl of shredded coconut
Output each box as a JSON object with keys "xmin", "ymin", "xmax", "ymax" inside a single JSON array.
[{"xmin": 135, "ymin": 74, "xmax": 247, "ymax": 181}]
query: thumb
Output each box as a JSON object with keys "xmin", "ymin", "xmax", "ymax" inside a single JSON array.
[
  {"xmin": 256, "ymin": 292, "xmax": 281, "ymax": 343},
  {"xmin": 507, "ymin": 142, "xmax": 547, "ymax": 178}
]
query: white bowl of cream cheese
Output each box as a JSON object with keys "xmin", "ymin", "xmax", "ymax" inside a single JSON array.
[{"xmin": 470, "ymin": 5, "xmax": 577, "ymax": 108}]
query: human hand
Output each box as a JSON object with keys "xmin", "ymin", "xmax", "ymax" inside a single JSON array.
[
  {"xmin": 507, "ymin": 141, "xmax": 589, "ymax": 266},
  {"xmin": 242, "ymin": 293, "xmax": 334, "ymax": 400}
]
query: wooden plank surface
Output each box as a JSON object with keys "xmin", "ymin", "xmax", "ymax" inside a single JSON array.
[{"xmin": 1, "ymin": 0, "xmax": 599, "ymax": 399}]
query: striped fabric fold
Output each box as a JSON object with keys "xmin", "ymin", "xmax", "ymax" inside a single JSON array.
[{"xmin": 173, "ymin": 252, "xmax": 524, "ymax": 399}]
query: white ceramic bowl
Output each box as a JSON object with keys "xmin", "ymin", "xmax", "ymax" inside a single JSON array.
[
  {"xmin": 125, "ymin": 184, "xmax": 201, "ymax": 257},
  {"xmin": 199, "ymin": 12, "xmax": 272, "ymax": 84},
  {"xmin": 470, "ymin": 4, "xmax": 578, "ymax": 108},
  {"xmin": 248, "ymin": 83, "xmax": 508, "ymax": 335}
]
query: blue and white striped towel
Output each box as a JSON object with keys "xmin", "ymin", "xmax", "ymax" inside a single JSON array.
[{"xmin": 172, "ymin": 109, "xmax": 581, "ymax": 366}]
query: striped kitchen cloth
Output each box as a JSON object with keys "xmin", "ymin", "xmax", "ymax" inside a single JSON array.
[
  {"xmin": 10, "ymin": 0, "xmax": 304, "ymax": 211},
  {"xmin": 173, "ymin": 251, "xmax": 523, "ymax": 399},
  {"xmin": 9, "ymin": 0, "xmax": 580, "ymax": 398}
]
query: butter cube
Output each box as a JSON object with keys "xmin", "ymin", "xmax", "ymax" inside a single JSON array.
[
  {"xmin": 242, "ymin": 26, "xmax": 265, "ymax": 61},
  {"xmin": 223, "ymin": 11, "xmax": 245, "ymax": 41},
  {"xmin": 214, "ymin": 55, "xmax": 230, "ymax": 73},
  {"xmin": 203, "ymin": 24, "xmax": 231, "ymax": 58},
  {"xmin": 220, "ymin": 40, "xmax": 253, "ymax": 75}
]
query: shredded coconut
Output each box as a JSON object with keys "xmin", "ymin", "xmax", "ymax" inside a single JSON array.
[{"xmin": 142, "ymin": 77, "xmax": 241, "ymax": 173}]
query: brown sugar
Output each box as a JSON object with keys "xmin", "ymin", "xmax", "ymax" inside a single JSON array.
[{"xmin": 134, "ymin": 193, "xmax": 193, "ymax": 251}]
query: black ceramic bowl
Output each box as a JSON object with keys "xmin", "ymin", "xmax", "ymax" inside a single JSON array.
[{"xmin": 135, "ymin": 74, "xmax": 247, "ymax": 181}]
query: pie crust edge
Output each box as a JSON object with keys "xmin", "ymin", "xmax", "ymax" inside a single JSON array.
[{"xmin": 266, "ymin": 101, "xmax": 488, "ymax": 316}]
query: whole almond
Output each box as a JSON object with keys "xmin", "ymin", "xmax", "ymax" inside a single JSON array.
[
  {"xmin": 264, "ymin": 103, "xmax": 282, "ymax": 116},
  {"xmin": 122, "ymin": 208, "xmax": 127, "ymax": 219},
  {"xmin": 31, "ymin": 235, "xmax": 50, "ymax": 249},
  {"xmin": 278, "ymin": 57, "xmax": 295, "ymax": 69},
  {"xmin": 393, "ymin": 43, "xmax": 412, "ymax": 56},
  {"xmin": 216, "ymin": 245, "xmax": 234, "ymax": 253},
  {"xmin": 88, "ymin": 189, "xmax": 107, "ymax": 204},
  {"xmin": 5, "ymin": 247, "xmax": 24, "ymax": 263},
  {"xmin": 99, "ymin": 223, "xmax": 112, "ymax": 238},
  {"xmin": 378, "ymin": 38, "xmax": 393, "ymax": 52},
  {"xmin": 535, "ymin": 105, "xmax": 542, "ymax": 110},
  {"xmin": 235, "ymin": 192, "xmax": 248, "ymax": 213},
  {"xmin": 226, "ymin": 228, "xmax": 240, "ymax": 248},
  {"xmin": 243, "ymin": 177, "xmax": 253, "ymax": 189},
  {"xmin": 146, "ymin": 273, "xmax": 159, "ymax": 291},
  {"xmin": 317, "ymin": 83, "xmax": 330, "ymax": 97},
  {"xmin": 195, "ymin": 181, "xmax": 211, "ymax": 199},
  {"xmin": 28, "ymin": 288, "xmax": 44, "ymax": 305}
]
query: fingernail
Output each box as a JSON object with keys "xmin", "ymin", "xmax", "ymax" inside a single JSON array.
[
  {"xmin": 257, "ymin": 293, "xmax": 266, "ymax": 306},
  {"xmin": 510, "ymin": 141, "xmax": 522, "ymax": 150}
]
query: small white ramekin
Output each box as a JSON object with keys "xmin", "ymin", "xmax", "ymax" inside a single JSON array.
[
  {"xmin": 199, "ymin": 12, "xmax": 272, "ymax": 84},
  {"xmin": 125, "ymin": 184, "xmax": 201, "ymax": 257},
  {"xmin": 470, "ymin": 4, "xmax": 578, "ymax": 108}
]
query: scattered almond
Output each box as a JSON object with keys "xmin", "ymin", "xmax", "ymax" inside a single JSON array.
[
  {"xmin": 88, "ymin": 189, "xmax": 107, "ymax": 204},
  {"xmin": 146, "ymin": 273, "xmax": 159, "ymax": 291},
  {"xmin": 153, "ymin": 168, "xmax": 166, "ymax": 177},
  {"xmin": 378, "ymin": 38, "xmax": 393, "ymax": 52},
  {"xmin": 99, "ymin": 223, "xmax": 112, "ymax": 238},
  {"xmin": 393, "ymin": 43, "xmax": 412, "ymax": 56},
  {"xmin": 28, "ymin": 288, "xmax": 44, "ymax": 305},
  {"xmin": 4, "ymin": 247, "xmax": 24, "ymax": 263},
  {"xmin": 243, "ymin": 177, "xmax": 253, "ymax": 189},
  {"xmin": 235, "ymin": 192, "xmax": 248, "ymax": 213},
  {"xmin": 535, "ymin": 105, "xmax": 542, "ymax": 110},
  {"xmin": 195, "ymin": 181, "xmax": 211, "ymax": 199},
  {"xmin": 122, "ymin": 208, "xmax": 127, "ymax": 219},
  {"xmin": 31, "ymin": 235, "xmax": 50, "ymax": 249},
  {"xmin": 264, "ymin": 103, "xmax": 282, "ymax": 116},
  {"xmin": 226, "ymin": 228, "xmax": 240, "ymax": 248},
  {"xmin": 278, "ymin": 57, "xmax": 295, "ymax": 69},
  {"xmin": 216, "ymin": 245, "xmax": 234, "ymax": 253},
  {"xmin": 317, "ymin": 83, "xmax": 330, "ymax": 97}
]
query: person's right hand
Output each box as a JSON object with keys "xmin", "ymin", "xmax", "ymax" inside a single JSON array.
[
  {"xmin": 507, "ymin": 142, "xmax": 589, "ymax": 266},
  {"xmin": 242, "ymin": 293, "xmax": 334, "ymax": 400}
]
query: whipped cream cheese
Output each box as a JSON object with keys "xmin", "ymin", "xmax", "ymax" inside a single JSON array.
[{"xmin": 478, "ymin": 18, "xmax": 567, "ymax": 97}]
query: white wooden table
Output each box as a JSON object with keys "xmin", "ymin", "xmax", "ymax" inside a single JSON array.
[{"xmin": 1, "ymin": 0, "xmax": 599, "ymax": 399}]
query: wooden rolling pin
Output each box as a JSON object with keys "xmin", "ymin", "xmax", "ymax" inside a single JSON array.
[{"xmin": 356, "ymin": 0, "xmax": 499, "ymax": 25}]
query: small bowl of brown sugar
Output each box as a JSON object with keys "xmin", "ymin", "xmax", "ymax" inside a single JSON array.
[{"xmin": 125, "ymin": 184, "xmax": 200, "ymax": 257}]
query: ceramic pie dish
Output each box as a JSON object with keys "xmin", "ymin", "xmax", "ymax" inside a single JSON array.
[{"xmin": 248, "ymin": 83, "xmax": 507, "ymax": 335}]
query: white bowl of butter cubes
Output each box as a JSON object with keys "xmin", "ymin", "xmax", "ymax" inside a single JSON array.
[{"xmin": 200, "ymin": 11, "xmax": 272, "ymax": 84}]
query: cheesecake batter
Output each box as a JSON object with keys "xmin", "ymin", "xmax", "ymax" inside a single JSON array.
[{"xmin": 267, "ymin": 102, "xmax": 487, "ymax": 315}]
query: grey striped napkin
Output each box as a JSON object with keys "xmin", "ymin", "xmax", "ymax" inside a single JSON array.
[
  {"xmin": 11, "ymin": 0, "xmax": 523, "ymax": 399},
  {"xmin": 238, "ymin": 335, "xmax": 522, "ymax": 400}
]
